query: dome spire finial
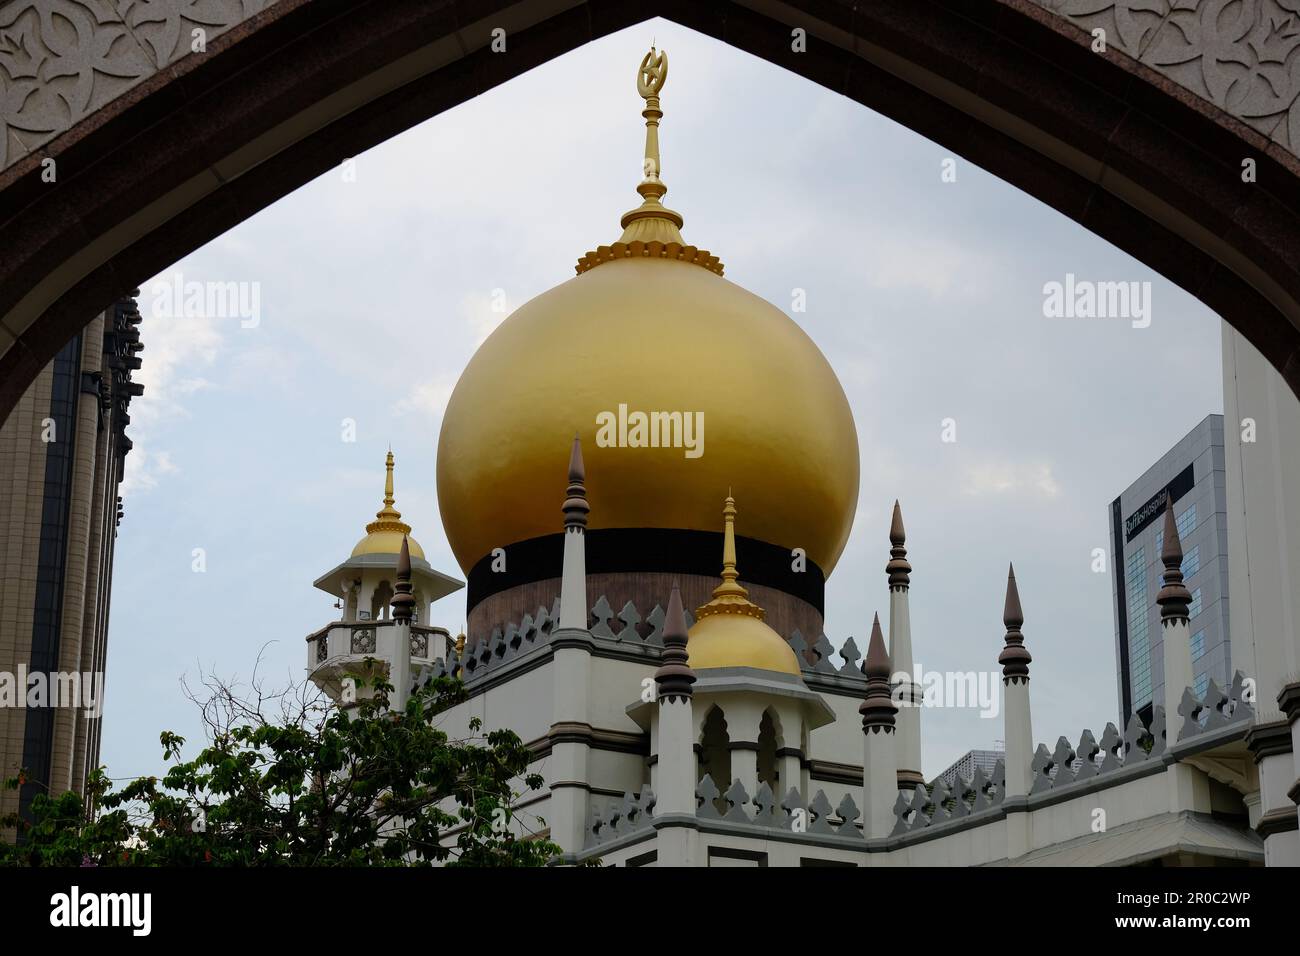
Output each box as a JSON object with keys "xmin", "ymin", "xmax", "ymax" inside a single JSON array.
[
  {"xmin": 618, "ymin": 45, "xmax": 684, "ymax": 243},
  {"xmin": 365, "ymin": 450, "xmax": 411, "ymax": 536},
  {"xmin": 695, "ymin": 493, "xmax": 766, "ymax": 621},
  {"xmin": 575, "ymin": 47, "xmax": 723, "ymax": 275},
  {"xmin": 379, "ymin": 450, "xmax": 398, "ymax": 517}
]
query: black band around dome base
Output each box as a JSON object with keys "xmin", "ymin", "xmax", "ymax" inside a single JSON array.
[{"xmin": 465, "ymin": 527, "xmax": 825, "ymax": 616}]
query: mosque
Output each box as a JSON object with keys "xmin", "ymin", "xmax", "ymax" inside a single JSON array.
[{"xmin": 304, "ymin": 49, "xmax": 1294, "ymax": 867}]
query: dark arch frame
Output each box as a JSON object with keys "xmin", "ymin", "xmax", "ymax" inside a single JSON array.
[{"xmin": 3, "ymin": 0, "xmax": 1300, "ymax": 421}]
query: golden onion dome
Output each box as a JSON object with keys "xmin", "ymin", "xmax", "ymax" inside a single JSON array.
[
  {"xmin": 352, "ymin": 452, "xmax": 426, "ymax": 560},
  {"xmin": 436, "ymin": 46, "xmax": 858, "ymax": 581},
  {"xmin": 686, "ymin": 495, "xmax": 801, "ymax": 676}
]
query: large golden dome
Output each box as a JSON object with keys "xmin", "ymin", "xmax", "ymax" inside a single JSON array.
[{"xmin": 436, "ymin": 46, "xmax": 858, "ymax": 590}]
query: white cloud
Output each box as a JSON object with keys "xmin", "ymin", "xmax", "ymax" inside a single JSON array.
[
  {"xmin": 960, "ymin": 458, "xmax": 1062, "ymax": 499},
  {"xmin": 120, "ymin": 448, "xmax": 180, "ymax": 497},
  {"xmin": 395, "ymin": 381, "xmax": 454, "ymax": 421},
  {"xmin": 465, "ymin": 291, "xmax": 510, "ymax": 347},
  {"xmin": 120, "ymin": 286, "xmax": 227, "ymax": 497}
]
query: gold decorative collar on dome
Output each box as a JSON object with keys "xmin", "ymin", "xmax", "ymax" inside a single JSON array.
[
  {"xmin": 575, "ymin": 46, "xmax": 724, "ymax": 277},
  {"xmin": 695, "ymin": 493, "xmax": 765, "ymax": 621}
]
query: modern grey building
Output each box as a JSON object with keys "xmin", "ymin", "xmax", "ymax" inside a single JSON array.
[
  {"xmin": 1109, "ymin": 414, "xmax": 1230, "ymax": 727},
  {"xmin": 934, "ymin": 747, "xmax": 1005, "ymax": 789}
]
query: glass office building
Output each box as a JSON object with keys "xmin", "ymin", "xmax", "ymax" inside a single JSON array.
[{"xmin": 1109, "ymin": 414, "xmax": 1231, "ymax": 726}]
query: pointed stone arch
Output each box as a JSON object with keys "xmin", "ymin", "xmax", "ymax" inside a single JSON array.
[
  {"xmin": 757, "ymin": 708, "xmax": 781, "ymax": 793},
  {"xmin": 699, "ymin": 704, "xmax": 731, "ymax": 813},
  {"xmin": 4, "ymin": 0, "xmax": 1299, "ymax": 420}
]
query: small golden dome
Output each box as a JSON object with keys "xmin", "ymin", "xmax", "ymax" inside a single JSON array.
[
  {"xmin": 352, "ymin": 451, "xmax": 426, "ymax": 560},
  {"xmin": 687, "ymin": 495, "xmax": 801, "ymax": 676}
]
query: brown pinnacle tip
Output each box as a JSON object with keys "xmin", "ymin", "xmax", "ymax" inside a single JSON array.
[
  {"xmin": 397, "ymin": 534, "xmax": 411, "ymax": 578},
  {"xmin": 864, "ymin": 612, "xmax": 890, "ymax": 680},
  {"xmin": 568, "ymin": 434, "xmax": 585, "ymax": 483},
  {"xmin": 654, "ymin": 583, "xmax": 695, "ymax": 699},
  {"xmin": 890, "ymin": 500, "xmax": 905, "ymax": 545},
  {"xmin": 562, "ymin": 435, "xmax": 590, "ymax": 529},
  {"xmin": 998, "ymin": 563, "xmax": 1031, "ymax": 681},
  {"xmin": 1157, "ymin": 499, "xmax": 1192, "ymax": 622},
  {"xmin": 1159, "ymin": 500, "xmax": 1182, "ymax": 565},
  {"xmin": 1003, "ymin": 563, "xmax": 1023, "ymax": 629}
]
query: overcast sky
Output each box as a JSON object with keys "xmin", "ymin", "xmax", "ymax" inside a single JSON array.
[{"xmin": 102, "ymin": 20, "xmax": 1224, "ymax": 782}]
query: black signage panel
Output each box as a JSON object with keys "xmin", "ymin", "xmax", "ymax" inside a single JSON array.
[{"xmin": 1124, "ymin": 464, "xmax": 1195, "ymax": 542}]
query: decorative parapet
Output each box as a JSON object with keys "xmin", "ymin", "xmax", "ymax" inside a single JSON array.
[
  {"xmin": 451, "ymin": 594, "xmax": 703, "ymax": 688},
  {"xmin": 586, "ymin": 786, "xmax": 656, "ymax": 847},
  {"xmin": 1177, "ymin": 670, "xmax": 1255, "ymax": 741},
  {"xmin": 894, "ymin": 760, "xmax": 1005, "ymax": 835},
  {"xmin": 309, "ymin": 620, "xmax": 449, "ymax": 676},
  {"xmin": 457, "ymin": 594, "xmax": 871, "ymax": 690},
  {"xmin": 787, "ymin": 630, "xmax": 869, "ymax": 684},
  {"xmin": 1029, "ymin": 707, "xmax": 1166, "ymax": 795},
  {"xmin": 1021, "ymin": 671, "xmax": 1256, "ymax": 796},
  {"xmin": 695, "ymin": 774, "xmax": 863, "ymax": 840}
]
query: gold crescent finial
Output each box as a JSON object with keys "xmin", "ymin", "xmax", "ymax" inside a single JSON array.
[
  {"xmin": 637, "ymin": 46, "xmax": 667, "ymax": 98},
  {"xmin": 574, "ymin": 45, "xmax": 725, "ymax": 276},
  {"xmin": 614, "ymin": 46, "xmax": 681, "ymax": 241}
]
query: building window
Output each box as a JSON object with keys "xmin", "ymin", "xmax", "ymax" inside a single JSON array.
[
  {"xmin": 1181, "ymin": 545, "xmax": 1200, "ymax": 579},
  {"xmin": 1194, "ymin": 673, "xmax": 1210, "ymax": 697},
  {"xmin": 1189, "ymin": 587, "xmax": 1202, "ymax": 619},
  {"xmin": 1190, "ymin": 629, "xmax": 1205, "ymax": 662},
  {"xmin": 1126, "ymin": 546, "xmax": 1152, "ymax": 709},
  {"xmin": 709, "ymin": 848, "xmax": 767, "ymax": 867}
]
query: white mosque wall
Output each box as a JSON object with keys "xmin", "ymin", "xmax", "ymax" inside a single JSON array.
[
  {"xmin": 437, "ymin": 659, "xmax": 556, "ymax": 744},
  {"xmin": 809, "ymin": 687, "xmax": 872, "ymax": 766},
  {"xmin": 586, "ymin": 756, "xmax": 1240, "ymax": 866},
  {"xmin": 1221, "ymin": 322, "xmax": 1300, "ymax": 709},
  {"xmin": 588, "ymin": 656, "xmax": 659, "ymax": 734}
]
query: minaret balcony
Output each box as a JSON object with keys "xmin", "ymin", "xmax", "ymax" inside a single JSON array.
[{"xmin": 306, "ymin": 620, "xmax": 453, "ymax": 700}]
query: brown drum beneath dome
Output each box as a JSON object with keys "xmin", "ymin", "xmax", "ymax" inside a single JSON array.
[
  {"xmin": 463, "ymin": 526, "xmax": 825, "ymax": 644},
  {"xmin": 468, "ymin": 572, "xmax": 824, "ymax": 649}
]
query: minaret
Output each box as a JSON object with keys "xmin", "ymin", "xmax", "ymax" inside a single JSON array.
[
  {"xmin": 389, "ymin": 534, "xmax": 415, "ymax": 712},
  {"xmin": 558, "ymin": 434, "xmax": 590, "ymax": 630},
  {"xmin": 1156, "ymin": 502, "xmax": 1211, "ymax": 814},
  {"xmin": 998, "ymin": 563, "xmax": 1033, "ymax": 859},
  {"xmin": 886, "ymin": 501, "xmax": 923, "ymax": 788},
  {"xmin": 306, "ymin": 451, "xmax": 464, "ymax": 709},
  {"xmin": 549, "ymin": 435, "xmax": 594, "ymax": 858},
  {"xmin": 1157, "ymin": 503, "xmax": 1195, "ymax": 721},
  {"xmin": 653, "ymin": 583, "xmax": 698, "ymax": 866},
  {"xmin": 860, "ymin": 613, "xmax": 898, "ymax": 839}
]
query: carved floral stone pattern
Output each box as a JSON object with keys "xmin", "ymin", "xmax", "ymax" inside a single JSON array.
[
  {"xmin": 1035, "ymin": 0, "xmax": 1300, "ymax": 149},
  {"xmin": 4, "ymin": 2, "xmax": 1300, "ymax": 175},
  {"xmin": 350, "ymin": 627, "xmax": 375, "ymax": 655},
  {"xmin": 0, "ymin": 0, "xmax": 276, "ymax": 168}
]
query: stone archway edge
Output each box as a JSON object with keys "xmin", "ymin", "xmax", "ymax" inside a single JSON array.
[{"xmin": 2, "ymin": 0, "xmax": 1300, "ymax": 421}]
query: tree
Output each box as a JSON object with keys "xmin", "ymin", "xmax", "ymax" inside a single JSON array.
[{"xmin": 1, "ymin": 661, "xmax": 560, "ymax": 866}]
